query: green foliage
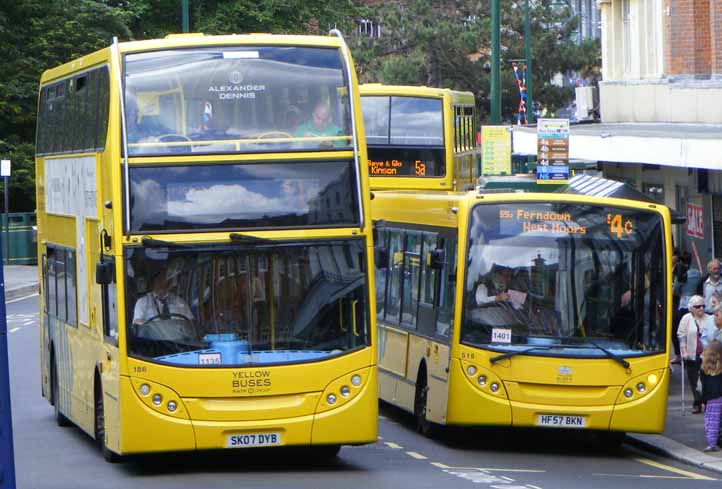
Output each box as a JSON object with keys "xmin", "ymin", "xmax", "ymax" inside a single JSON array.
[
  {"xmin": 0, "ymin": 0, "xmax": 599, "ymax": 212},
  {"xmin": 350, "ymin": 0, "xmax": 601, "ymax": 123}
]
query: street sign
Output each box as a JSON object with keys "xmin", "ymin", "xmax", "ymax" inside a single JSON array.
[
  {"xmin": 687, "ymin": 203, "xmax": 704, "ymax": 238},
  {"xmin": 536, "ymin": 119, "xmax": 569, "ymax": 184},
  {"xmin": 0, "ymin": 161, "xmax": 10, "ymax": 178},
  {"xmin": 481, "ymin": 126, "xmax": 511, "ymax": 175}
]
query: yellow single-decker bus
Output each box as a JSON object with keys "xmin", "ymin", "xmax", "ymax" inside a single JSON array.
[{"xmin": 371, "ymin": 184, "xmax": 671, "ymax": 442}]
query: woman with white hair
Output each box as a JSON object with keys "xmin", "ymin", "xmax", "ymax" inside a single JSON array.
[{"xmin": 678, "ymin": 295, "xmax": 710, "ymax": 413}]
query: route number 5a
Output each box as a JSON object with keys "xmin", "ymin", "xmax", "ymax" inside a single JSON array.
[{"xmin": 414, "ymin": 160, "xmax": 426, "ymax": 176}]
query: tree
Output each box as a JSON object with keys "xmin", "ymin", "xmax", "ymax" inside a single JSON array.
[
  {"xmin": 350, "ymin": 0, "xmax": 601, "ymax": 123},
  {"xmin": 0, "ymin": 0, "xmax": 135, "ymax": 211}
]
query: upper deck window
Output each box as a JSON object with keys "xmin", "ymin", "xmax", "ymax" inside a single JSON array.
[
  {"xmin": 362, "ymin": 96, "xmax": 443, "ymax": 147},
  {"xmin": 124, "ymin": 46, "xmax": 352, "ymax": 156}
]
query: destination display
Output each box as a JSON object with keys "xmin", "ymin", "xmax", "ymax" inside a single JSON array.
[
  {"xmin": 490, "ymin": 205, "xmax": 638, "ymax": 241},
  {"xmin": 367, "ymin": 147, "xmax": 445, "ymax": 177}
]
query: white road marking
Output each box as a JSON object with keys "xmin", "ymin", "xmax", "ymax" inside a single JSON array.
[
  {"xmin": 9, "ymin": 327, "xmax": 20, "ymax": 333},
  {"xmin": 7, "ymin": 292, "xmax": 39, "ymax": 304},
  {"xmin": 384, "ymin": 442, "xmax": 403, "ymax": 449},
  {"xmin": 406, "ymin": 451, "xmax": 427, "ymax": 460}
]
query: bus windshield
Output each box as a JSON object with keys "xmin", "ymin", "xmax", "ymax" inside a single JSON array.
[
  {"xmin": 124, "ymin": 46, "xmax": 352, "ymax": 155},
  {"xmin": 125, "ymin": 240, "xmax": 368, "ymax": 367},
  {"xmin": 462, "ymin": 202, "xmax": 666, "ymax": 358},
  {"xmin": 362, "ymin": 96, "xmax": 444, "ymax": 177}
]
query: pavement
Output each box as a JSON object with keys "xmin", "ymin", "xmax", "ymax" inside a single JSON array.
[
  {"xmin": 3, "ymin": 264, "xmax": 722, "ymax": 474},
  {"xmin": 3, "ymin": 264, "xmax": 38, "ymax": 301}
]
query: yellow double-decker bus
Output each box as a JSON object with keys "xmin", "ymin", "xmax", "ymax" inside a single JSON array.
[
  {"xmin": 371, "ymin": 179, "xmax": 671, "ymax": 443},
  {"xmin": 360, "ymin": 84, "xmax": 479, "ymax": 191},
  {"xmin": 35, "ymin": 32, "xmax": 377, "ymax": 462}
]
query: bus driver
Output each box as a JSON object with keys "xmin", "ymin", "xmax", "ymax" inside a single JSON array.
[{"xmin": 133, "ymin": 266, "xmax": 193, "ymax": 329}]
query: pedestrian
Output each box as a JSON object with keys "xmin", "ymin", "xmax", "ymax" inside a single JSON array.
[
  {"xmin": 675, "ymin": 251, "xmax": 702, "ymax": 364},
  {"xmin": 700, "ymin": 259, "xmax": 722, "ymax": 314},
  {"xmin": 678, "ymin": 295, "xmax": 708, "ymax": 413},
  {"xmin": 703, "ymin": 307, "xmax": 722, "ymax": 347},
  {"xmin": 700, "ymin": 340, "xmax": 722, "ymax": 452}
]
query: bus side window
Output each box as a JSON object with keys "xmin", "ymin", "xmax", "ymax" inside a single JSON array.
[
  {"xmin": 417, "ymin": 232, "xmax": 439, "ymax": 336},
  {"xmin": 375, "ymin": 228, "xmax": 388, "ymax": 320},
  {"xmin": 385, "ymin": 229, "xmax": 404, "ymax": 324},
  {"xmin": 400, "ymin": 231, "xmax": 422, "ymax": 328},
  {"xmin": 436, "ymin": 236, "xmax": 457, "ymax": 337}
]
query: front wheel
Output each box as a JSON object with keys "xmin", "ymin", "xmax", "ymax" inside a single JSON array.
[
  {"xmin": 413, "ymin": 370, "xmax": 434, "ymax": 437},
  {"xmin": 95, "ymin": 381, "xmax": 122, "ymax": 463}
]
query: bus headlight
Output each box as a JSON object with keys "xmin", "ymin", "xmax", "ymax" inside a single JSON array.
[
  {"xmin": 316, "ymin": 367, "xmax": 370, "ymax": 414},
  {"xmin": 130, "ymin": 377, "xmax": 188, "ymax": 419},
  {"xmin": 490, "ymin": 383, "xmax": 500, "ymax": 393},
  {"xmin": 461, "ymin": 362, "xmax": 506, "ymax": 398},
  {"xmin": 636, "ymin": 382, "xmax": 646, "ymax": 393},
  {"xmin": 618, "ymin": 369, "xmax": 664, "ymax": 404},
  {"xmin": 467, "ymin": 365, "xmax": 477, "ymax": 376},
  {"xmin": 624, "ymin": 388, "xmax": 633, "ymax": 398},
  {"xmin": 477, "ymin": 375, "xmax": 487, "ymax": 386}
]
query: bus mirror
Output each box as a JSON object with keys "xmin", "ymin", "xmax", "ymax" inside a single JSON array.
[
  {"xmin": 428, "ymin": 249, "xmax": 446, "ymax": 270},
  {"xmin": 96, "ymin": 261, "xmax": 114, "ymax": 285},
  {"xmin": 374, "ymin": 247, "xmax": 388, "ymax": 269}
]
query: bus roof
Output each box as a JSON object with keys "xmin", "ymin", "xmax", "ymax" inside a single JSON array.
[
  {"xmin": 360, "ymin": 83, "xmax": 475, "ymax": 106},
  {"xmin": 41, "ymin": 33, "xmax": 347, "ymax": 84},
  {"xmin": 371, "ymin": 188, "xmax": 672, "ymax": 229}
]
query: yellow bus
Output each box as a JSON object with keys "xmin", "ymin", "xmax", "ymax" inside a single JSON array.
[
  {"xmin": 360, "ymin": 84, "xmax": 479, "ymax": 191},
  {"xmin": 35, "ymin": 32, "xmax": 377, "ymax": 462},
  {"xmin": 371, "ymin": 181, "xmax": 671, "ymax": 442}
]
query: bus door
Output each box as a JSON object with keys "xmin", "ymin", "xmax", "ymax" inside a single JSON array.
[{"xmin": 97, "ymin": 253, "xmax": 120, "ymax": 441}]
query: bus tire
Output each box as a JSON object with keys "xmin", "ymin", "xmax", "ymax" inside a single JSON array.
[
  {"xmin": 599, "ymin": 431, "xmax": 625, "ymax": 450},
  {"xmin": 314, "ymin": 444, "xmax": 341, "ymax": 461},
  {"xmin": 413, "ymin": 366, "xmax": 434, "ymax": 437},
  {"xmin": 94, "ymin": 376, "xmax": 121, "ymax": 463},
  {"xmin": 51, "ymin": 354, "xmax": 71, "ymax": 427}
]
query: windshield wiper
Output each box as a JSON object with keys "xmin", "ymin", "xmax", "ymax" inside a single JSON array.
[
  {"xmin": 229, "ymin": 233, "xmax": 272, "ymax": 244},
  {"xmin": 141, "ymin": 236, "xmax": 189, "ymax": 248},
  {"xmin": 489, "ymin": 346, "xmax": 554, "ymax": 364},
  {"xmin": 587, "ymin": 341, "xmax": 630, "ymax": 369}
]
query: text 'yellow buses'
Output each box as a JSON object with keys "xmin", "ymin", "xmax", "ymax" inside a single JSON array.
[{"xmin": 35, "ymin": 31, "xmax": 377, "ymax": 462}]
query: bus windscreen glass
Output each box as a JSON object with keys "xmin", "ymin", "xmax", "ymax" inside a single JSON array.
[
  {"xmin": 124, "ymin": 47, "xmax": 352, "ymax": 155},
  {"xmin": 129, "ymin": 161, "xmax": 359, "ymax": 232},
  {"xmin": 125, "ymin": 240, "xmax": 369, "ymax": 367},
  {"xmin": 462, "ymin": 203, "xmax": 666, "ymax": 358},
  {"xmin": 362, "ymin": 96, "xmax": 444, "ymax": 177}
]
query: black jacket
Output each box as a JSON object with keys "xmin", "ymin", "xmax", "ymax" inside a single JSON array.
[{"xmin": 701, "ymin": 371, "xmax": 722, "ymax": 402}]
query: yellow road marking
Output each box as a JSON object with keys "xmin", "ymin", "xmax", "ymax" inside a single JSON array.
[
  {"xmin": 384, "ymin": 442, "xmax": 403, "ymax": 449},
  {"xmin": 634, "ymin": 457, "xmax": 715, "ymax": 481},
  {"xmin": 594, "ymin": 473, "xmax": 698, "ymax": 480},
  {"xmin": 9, "ymin": 327, "xmax": 20, "ymax": 333},
  {"xmin": 406, "ymin": 451, "xmax": 427, "ymax": 460}
]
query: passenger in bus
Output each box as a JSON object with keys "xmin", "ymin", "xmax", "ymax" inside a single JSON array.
[
  {"xmin": 133, "ymin": 266, "xmax": 193, "ymax": 327},
  {"xmin": 295, "ymin": 102, "xmax": 343, "ymax": 146}
]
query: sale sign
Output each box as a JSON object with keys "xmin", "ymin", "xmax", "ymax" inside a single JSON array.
[{"xmin": 687, "ymin": 203, "xmax": 704, "ymax": 239}]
